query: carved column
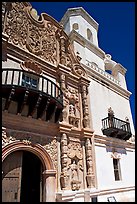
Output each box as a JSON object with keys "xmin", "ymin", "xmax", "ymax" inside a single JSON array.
[
  {"xmin": 81, "ymin": 84, "xmax": 90, "ymax": 128},
  {"xmin": 60, "ymin": 73, "xmax": 66, "ymax": 91},
  {"xmin": 60, "ymin": 36, "xmax": 66, "ymax": 65},
  {"xmin": 85, "ymin": 138, "xmax": 95, "ymax": 188},
  {"xmin": 81, "ymin": 140, "xmax": 87, "ymax": 189},
  {"xmin": 59, "ymin": 72, "xmax": 69, "ymax": 123},
  {"xmin": 60, "ymin": 133, "xmax": 69, "ymax": 190}
]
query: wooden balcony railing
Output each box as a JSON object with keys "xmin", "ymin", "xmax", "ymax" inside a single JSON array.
[
  {"xmin": 2, "ymin": 68, "xmax": 63, "ymax": 105},
  {"xmin": 2, "ymin": 68, "xmax": 63, "ymax": 122},
  {"xmin": 102, "ymin": 116, "xmax": 132, "ymax": 140}
]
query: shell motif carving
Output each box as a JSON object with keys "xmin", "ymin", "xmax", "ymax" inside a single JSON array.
[
  {"xmin": 67, "ymin": 141, "xmax": 83, "ymax": 160},
  {"xmin": 72, "ymin": 64, "xmax": 87, "ymax": 78},
  {"xmin": 20, "ymin": 61, "xmax": 42, "ymax": 75}
]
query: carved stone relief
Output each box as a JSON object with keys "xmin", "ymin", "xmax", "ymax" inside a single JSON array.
[
  {"xmin": 60, "ymin": 133, "xmax": 69, "ymax": 190},
  {"xmin": 2, "ymin": 129, "xmax": 58, "ymax": 170},
  {"xmin": 60, "ymin": 135, "xmax": 84, "ymax": 191},
  {"xmin": 3, "ymin": 2, "xmax": 79, "ymax": 68},
  {"xmin": 72, "ymin": 64, "xmax": 87, "ymax": 78},
  {"xmin": 4, "ymin": 2, "xmax": 58, "ymax": 65},
  {"xmin": 85, "ymin": 138, "xmax": 95, "ymax": 188},
  {"xmin": 2, "ymin": 127, "xmax": 16, "ymax": 147},
  {"xmin": 62, "ymin": 85, "xmax": 81, "ymax": 128},
  {"xmin": 20, "ymin": 61, "xmax": 42, "ymax": 74},
  {"xmin": 44, "ymin": 137, "xmax": 58, "ymax": 170},
  {"xmin": 67, "ymin": 138, "xmax": 83, "ymax": 191},
  {"xmin": 5, "ymin": 3, "xmax": 29, "ymax": 47},
  {"xmin": 81, "ymin": 85, "xmax": 90, "ymax": 128}
]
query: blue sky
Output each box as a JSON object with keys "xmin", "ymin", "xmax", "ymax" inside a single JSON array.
[{"xmin": 30, "ymin": 2, "xmax": 135, "ymax": 126}]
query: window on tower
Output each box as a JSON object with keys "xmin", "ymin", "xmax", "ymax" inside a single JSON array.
[
  {"xmin": 87, "ymin": 28, "xmax": 93, "ymax": 42},
  {"xmin": 72, "ymin": 23, "xmax": 79, "ymax": 31}
]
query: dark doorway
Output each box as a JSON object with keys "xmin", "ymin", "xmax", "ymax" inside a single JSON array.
[{"xmin": 20, "ymin": 151, "xmax": 41, "ymax": 203}]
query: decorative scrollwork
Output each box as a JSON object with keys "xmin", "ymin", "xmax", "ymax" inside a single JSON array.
[{"xmin": 2, "ymin": 127, "xmax": 16, "ymax": 147}]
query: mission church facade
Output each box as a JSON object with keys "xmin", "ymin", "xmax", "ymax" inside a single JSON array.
[{"xmin": 2, "ymin": 2, "xmax": 135, "ymax": 202}]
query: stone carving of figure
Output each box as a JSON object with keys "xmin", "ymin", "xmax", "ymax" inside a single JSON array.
[
  {"xmin": 69, "ymin": 103, "xmax": 75, "ymax": 117},
  {"xmin": 71, "ymin": 160, "xmax": 78, "ymax": 181},
  {"xmin": 108, "ymin": 107, "xmax": 114, "ymax": 128}
]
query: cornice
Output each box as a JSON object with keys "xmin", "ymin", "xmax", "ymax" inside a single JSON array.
[
  {"xmin": 93, "ymin": 134, "xmax": 135, "ymax": 150},
  {"xmin": 69, "ymin": 30, "xmax": 105, "ymax": 59},
  {"xmin": 60, "ymin": 7, "xmax": 99, "ymax": 31},
  {"xmin": 82, "ymin": 63, "xmax": 131, "ymax": 99}
]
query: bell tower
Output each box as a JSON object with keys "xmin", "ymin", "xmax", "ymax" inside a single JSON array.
[{"xmin": 60, "ymin": 7, "xmax": 105, "ymax": 70}]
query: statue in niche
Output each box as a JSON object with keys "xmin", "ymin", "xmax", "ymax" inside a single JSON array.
[
  {"xmin": 69, "ymin": 102, "xmax": 80, "ymax": 128},
  {"xmin": 71, "ymin": 160, "xmax": 78, "ymax": 181},
  {"xmin": 69, "ymin": 103, "xmax": 76, "ymax": 117},
  {"xmin": 68, "ymin": 159, "xmax": 81, "ymax": 191}
]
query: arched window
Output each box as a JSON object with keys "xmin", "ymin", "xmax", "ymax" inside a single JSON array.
[
  {"xmin": 72, "ymin": 23, "xmax": 79, "ymax": 31},
  {"xmin": 87, "ymin": 28, "xmax": 93, "ymax": 42}
]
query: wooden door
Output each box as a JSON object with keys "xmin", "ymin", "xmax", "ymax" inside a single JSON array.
[{"xmin": 2, "ymin": 151, "xmax": 23, "ymax": 202}]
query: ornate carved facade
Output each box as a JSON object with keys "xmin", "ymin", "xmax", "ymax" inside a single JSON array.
[
  {"xmin": 2, "ymin": 2, "xmax": 95, "ymax": 202},
  {"xmin": 2, "ymin": 2, "xmax": 134, "ymax": 203}
]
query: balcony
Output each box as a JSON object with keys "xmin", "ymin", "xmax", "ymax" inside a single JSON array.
[
  {"xmin": 2, "ymin": 68, "xmax": 63, "ymax": 123},
  {"xmin": 102, "ymin": 116, "xmax": 132, "ymax": 140}
]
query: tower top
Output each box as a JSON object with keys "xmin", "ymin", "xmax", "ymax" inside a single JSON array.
[{"xmin": 60, "ymin": 7, "xmax": 99, "ymax": 31}]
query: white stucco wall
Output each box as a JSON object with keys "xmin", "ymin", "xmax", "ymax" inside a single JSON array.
[
  {"xmin": 2, "ymin": 58, "xmax": 21, "ymax": 69},
  {"xmin": 63, "ymin": 19, "xmax": 70, "ymax": 35},
  {"xmin": 73, "ymin": 41, "xmax": 86, "ymax": 64},
  {"xmin": 85, "ymin": 47, "xmax": 105, "ymax": 70},
  {"xmin": 88, "ymin": 78, "xmax": 135, "ymax": 136},
  {"xmin": 73, "ymin": 41, "xmax": 105, "ymax": 70},
  {"xmin": 97, "ymin": 190, "xmax": 135, "ymax": 202},
  {"xmin": 94, "ymin": 145, "xmax": 135, "ymax": 190},
  {"xmin": 117, "ymin": 71, "xmax": 127, "ymax": 90}
]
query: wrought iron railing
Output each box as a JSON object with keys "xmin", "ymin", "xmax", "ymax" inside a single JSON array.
[
  {"xmin": 2, "ymin": 68, "xmax": 63, "ymax": 105},
  {"xmin": 102, "ymin": 116, "xmax": 131, "ymax": 139}
]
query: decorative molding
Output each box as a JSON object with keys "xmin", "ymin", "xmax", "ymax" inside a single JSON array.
[
  {"xmin": 22, "ymin": 139, "xmax": 32, "ymax": 145},
  {"xmin": 94, "ymin": 134, "xmax": 135, "ymax": 149},
  {"xmin": 83, "ymin": 62, "xmax": 131, "ymax": 99},
  {"xmin": 72, "ymin": 63, "xmax": 87, "ymax": 78},
  {"xmin": 2, "ymin": 127, "xmax": 16, "ymax": 147},
  {"xmin": 3, "ymin": 2, "xmax": 82, "ymax": 73},
  {"xmin": 20, "ymin": 60, "xmax": 42, "ymax": 74}
]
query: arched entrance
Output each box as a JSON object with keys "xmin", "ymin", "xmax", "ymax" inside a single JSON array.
[
  {"xmin": 2, "ymin": 150, "xmax": 42, "ymax": 202},
  {"xmin": 2, "ymin": 142, "xmax": 56, "ymax": 202}
]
